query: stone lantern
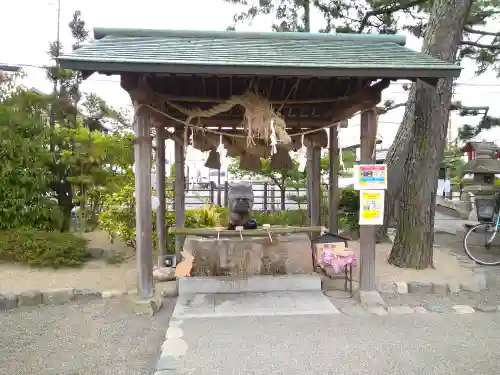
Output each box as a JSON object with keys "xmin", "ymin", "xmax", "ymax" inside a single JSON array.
[{"xmin": 462, "ymin": 141, "xmax": 500, "ymax": 221}]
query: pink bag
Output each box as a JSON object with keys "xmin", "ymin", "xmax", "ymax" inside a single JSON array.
[{"xmin": 320, "ymin": 247, "xmax": 357, "ymax": 274}]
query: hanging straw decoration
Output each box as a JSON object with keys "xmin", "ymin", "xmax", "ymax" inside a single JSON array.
[{"xmin": 165, "ymin": 91, "xmax": 291, "ymax": 149}]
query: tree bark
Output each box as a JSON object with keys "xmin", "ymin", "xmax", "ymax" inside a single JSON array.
[
  {"xmin": 379, "ymin": 0, "xmax": 472, "ymax": 241},
  {"xmin": 388, "ymin": 0, "xmax": 473, "ymax": 269}
]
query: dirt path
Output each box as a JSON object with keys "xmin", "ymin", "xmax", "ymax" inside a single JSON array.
[{"xmin": 0, "ymin": 258, "xmax": 137, "ymax": 293}]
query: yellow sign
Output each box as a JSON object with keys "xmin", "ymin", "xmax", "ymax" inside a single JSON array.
[{"xmin": 359, "ymin": 190, "xmax": 385, "ymax": 225}]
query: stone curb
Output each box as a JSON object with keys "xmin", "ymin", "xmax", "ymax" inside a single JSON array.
[
  {"xmin": 374, "ymin": 246, "xmax": 488, "ymax": 297},
  {"xmin": 0, "ymin": 288, "xmax": 127, "ymax": 311},
  {"xmin": 0, "ymin": 280, "xmax": 178, "ymax": 312},
  {"xmin": 339, "ymin": 304, "xmax": 500, "ymax": 317}
]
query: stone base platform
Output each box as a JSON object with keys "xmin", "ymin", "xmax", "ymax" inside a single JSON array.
[
  {"xmin": 178, "ymin": 274, "xmax": 321, "ymax": 295},
  {"xmin": 172, "ymin": 290, "xmax": 338, "ymax": 319}
]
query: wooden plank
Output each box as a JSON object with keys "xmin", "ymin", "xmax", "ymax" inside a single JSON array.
[
  {"xmin": 155, "ymin": 126, "xmax": 167, "ymax": 267},
  {"xmin": 174, "ymin": 141, "xmax": 186, "ymax": 262},
  {"xmin": 359, "ymin": 108, "xmax": 378, "ymax": 292},
  {"xmin": 134, "ymin": 111, "xmax": 154, "ymax": 298}
]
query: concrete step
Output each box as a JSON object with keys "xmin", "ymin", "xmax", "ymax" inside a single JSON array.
[
  {"xmin": 178, "ymin": 274, "xmax": 321, "ymax": 295},
  {"xmin": 172, "ymin": 290, "xmax": 338, "ymax": 319}
]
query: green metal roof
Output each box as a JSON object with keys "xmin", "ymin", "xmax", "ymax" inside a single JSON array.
[{"xmin": 58, "ymin": 28, "xmax": 462, "ymax": 79}]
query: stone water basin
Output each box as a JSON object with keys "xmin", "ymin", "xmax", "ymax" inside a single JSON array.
[{"xmin": 183, "ymin": 231, "xmax": 314, "ymax": 277}]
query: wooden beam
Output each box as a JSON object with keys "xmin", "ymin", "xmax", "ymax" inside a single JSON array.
[
  {"xmin": 359, "ymin": 108, "xmax": 378, "ymax": 292},
  {"xmin": 174, "ymin": 140, "xmax": 186, "ymax": 262},
  {"xmin": 134, "ymin": 109, "xmax": 154, "ymax": 298},
  {"xmin": 156, "ymin": 126, "xmax": 167, "ymax": 267}
]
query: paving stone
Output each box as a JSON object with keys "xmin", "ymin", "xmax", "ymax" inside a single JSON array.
[
  {"xmin": 161, "ymin": 338, "xmax": 189, "ymax": 357},
  {"xmin": 387, "ymin": 305, "xmax": 414, "ymax": 315},
  {"xmin": 447, "ymin": 281, "xmax": 461, "ymax": 294},
  {"xmin": 427, "ymin": 305, "xmax": 449, "ymax": 314},
  {"xmin": 461, "ymin": 282, "xmax": 480, "ymax": 292},
  {"xmin": 376, "ymin": 282, "xmax": 397, "ymax": 293},
  {"xmin": 18, "ymin": 290, "xmax": 42, "ymax": 306},
  {"xmin": 129, "ymin": 296, "xmax": 163, "ymax": 316},
  {"xmin": 394, "ymin": 282, "xmax": 408, "ymax": 294},
  {"xmin": 431, "ymin": 282, "xmax": 448, "ymax": 295},
  {"xmin": 87, "ymin": 247, "xmax": 105, "ymax": 259},
  {"xmin": 460, "ymin": 262, "xmax": 480, "ymax": 269},
  {"xmin": 474, "ymin": 273, "xmax": 487, "ymax": 290},
  {"xmin": 42, "ymin": 288, "xmax": 74, "ymax": 305},
  {"xmin": 102, "ymin": 290, "xmax": 127, "ymax": 299},
  {"xmin": 356, "ymin": 290, "xmax": 385, "ymax": 306},
  {"xmin": 0, "ymin": 293, "xmax": 19, "ymax": 310},
  {"xmin": 340, "ymin": 305, "xmax": 371, "ymax": 317},
  {"xmin": 368, "ymin": 306, "xmax": 388, "ymax": 316},
  {"xmin": 154, "ymin": 371, "xmax": 180, "ymax": 375},
  {"xmin": 413, "ymin": 306, "xmax": 428, "ymax": 313},
  {"xmin": 475, "ymin": 305, "xmax": 497, "ymax": 313},
  {"xmin": 166, "ymin": 326, "xmax": 184, "ymax": 340},
  {"xmin": 452, "ymin": 305, "xmax": 475, "ymax": 314},
  {"xmin": 72, "ymin": 289, "xmax": 102, "ymax": 301},
  {"xmin": 155, "ymin": 354, "xmax": 185, "ymax": 371},
  {"xmin": 454, "ymin": 255, "xmax": 470, "ymax": 261},
  {"xmin": 158, "ymin": 281, "xmax": 178, "ymax": 298},
  {"xmin": 407, "ymin": 281, "xmax": 433, "ymax": 294}
]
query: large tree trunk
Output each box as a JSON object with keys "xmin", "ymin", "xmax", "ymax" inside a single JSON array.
[
  {"xmin": 378, "ymin": 0, "xmax": 472, "ymax": 241},
  {"xmin": 388, "ymin": 0, "xmax": 473, "ymax": 268}
]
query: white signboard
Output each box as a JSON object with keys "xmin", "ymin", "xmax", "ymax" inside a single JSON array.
[
  {"xmin": 359, "ymin": 190, "xmax": 385, "ymax": 226},
  {"xmin": 354, "ymin": 164, "xmax": 388, "ymax": 190}
]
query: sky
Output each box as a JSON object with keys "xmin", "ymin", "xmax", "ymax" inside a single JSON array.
[{"xmin": 2, "ymin": 0, "xmax": 500, "ymax": 166}]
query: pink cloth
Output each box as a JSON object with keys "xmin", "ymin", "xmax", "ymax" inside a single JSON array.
[{"xmin": 319, "ymin": 247, "xmax": 357, "ymax": 274}]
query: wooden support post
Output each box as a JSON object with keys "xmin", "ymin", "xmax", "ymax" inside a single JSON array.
[
  {"xmin": 156, "ymin": 126, "xmax": 167, "ymax": 267},
  {"xmin": 307, "ymin": 145, "xmax": 322, "ymax": 242},
  {"xmin": 134, "ymin": 111, "xmax": 153, "ymax": 298},
  {"xmin": 359, "ymin": 108, "xmax": 378, "ymax": 291},
  {"xmin": 174, "ymin": 141, "xmax": 186, "ymax": 262},
  {"xmin": 328, "ymin": 124, "xmax": 340, "ymax": 233}
]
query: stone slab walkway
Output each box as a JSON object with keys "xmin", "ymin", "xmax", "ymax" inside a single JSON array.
[{"xmin": 172, "ymin": 291, "xmax": 340, "ymax": 319}]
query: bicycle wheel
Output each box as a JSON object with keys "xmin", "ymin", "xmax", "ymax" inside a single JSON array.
[{"xmin": 463, "ymin": 223, "xmax": 500, "ymax": 265}]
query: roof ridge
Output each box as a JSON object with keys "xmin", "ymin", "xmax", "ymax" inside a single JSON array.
[{"xmin": 93, "ymin": 27, "xmax": 406, "ymax": 46}]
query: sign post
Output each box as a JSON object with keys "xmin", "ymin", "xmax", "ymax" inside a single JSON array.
[{"xmin": 354, "ymin": 164, "xmax": 387, "ymax": 226}]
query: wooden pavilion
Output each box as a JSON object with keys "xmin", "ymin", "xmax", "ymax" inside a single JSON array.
[{"xmin": 59, "ymin": 28, "xmax": 461, "ymax": 299}]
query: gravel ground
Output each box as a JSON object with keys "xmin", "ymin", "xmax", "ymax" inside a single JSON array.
[
  {"xmin": 178, "ymin": 313, "xmax": 500, "ymax": 374},
  {"xmin": 0, "ymin": 259, "xmax": 137, "ymax": 294},
  {"xmin": 0, "ymin": 297, "xmax": 175, "ymax": 375}
]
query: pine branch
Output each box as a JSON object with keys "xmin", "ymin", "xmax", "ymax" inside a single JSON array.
[
  {"xmin": 357, "ymin": 0, "xmax": 428, "ymax": 33},
  {"xmin": 463, "ymin": 26, "xmax": 500, "ymax": 37},
  {"xmin": 460, "ymin": 40, "xmax": 500, "ymax": 51}
]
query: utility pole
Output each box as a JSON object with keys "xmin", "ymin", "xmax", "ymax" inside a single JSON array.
[{"xmin": 49, "ymin": 0, "xmax": 61, "ymax": 148}]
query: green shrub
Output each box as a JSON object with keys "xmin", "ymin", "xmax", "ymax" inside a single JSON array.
[
  {"xmin": 256, "ymin": 210, "xmax": 309, "ymax": 226},
  {"xmin": 338, "ymin": 188, "xmax": 360, "ymax": 230},
  {"xmin": 0, "ymin": 229, "xmax": 88, "ymax": 268}
]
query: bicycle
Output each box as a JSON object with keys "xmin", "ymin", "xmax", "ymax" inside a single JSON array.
[{"xmin": 463, "ymin": 193, "xmax": 500, "ymax": 265}]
